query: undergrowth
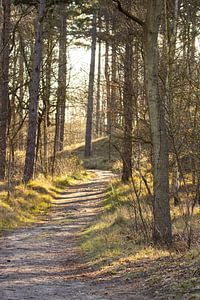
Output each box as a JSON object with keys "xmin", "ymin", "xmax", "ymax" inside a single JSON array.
[
  {"xmin": 81, "ymin": 178, "xmax": 154, "ymax": 264},
  {"xmin": 81, "ymin": 178, "xmax": 200, "ymax": 298},
  {"xmin": 0, "ymin": 176, "xmax": 53, "ymax": 232}
]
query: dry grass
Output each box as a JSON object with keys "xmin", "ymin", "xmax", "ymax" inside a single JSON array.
[
  {"xmin": 0, "ymin": 176, "xmax": 53, "ymax": 232},
  {"xmin": 0, "ymin": 169, "xmax": 90, "ymax": 233},
  {"xmin": 69, "ymin": 136, "xmax": 121, "ymax": 171},
  {"xmin": 81, "ymin": 173, "xmax": 200, "ymax": 298},
  {"xmin": 0, "ymin": 149, "xmax": 90, "ymax": 233}
]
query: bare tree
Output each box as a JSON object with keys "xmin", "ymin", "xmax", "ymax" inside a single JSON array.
[
  {"xmin": 112, "ymin": 0, "xmax": 172, "ymax": 245},
  {"xmin": 23, "ymin": 0, "xmax": 46, "ymax": 183},
  {"xmin": 54, "ymin": 3, "xmax": 67, "ymax": 153},
  {"xmin": 95, "ymin": 11, "xmax": 102, "ymax": 136},
  {"xmin": 0, "ymin": 0, "xmax": 11, "ymax": 180},
  {"xmin": 122, "ymin": 30, "xmax": 134, "ymax": 183},
  {"xmin": 85, "ymin": 12, "xmax": 97, "ymax": 157}
]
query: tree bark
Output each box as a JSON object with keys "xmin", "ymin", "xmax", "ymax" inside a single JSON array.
[
  {"xmin": 95, "ymin": 12, "xmax": 102, "ymax": 136},
  {"xmin": 18, "ymin": 41, "xmax": 25, "ymax": 151},
  {"xmin": 43, "ymin": 24, "xmax": 53, "ymax": 176},
  {"xmin": 0, "ymin": 0, "xmax": 11, "ymax": 180},
  {"xmin": 110, "ymin": 25, "xmax": 117, "ymax": 130},
  {"xmin": 85, "ymin": 12, "xmax": 97, "ymax": 157},
  {"xmin": 23, "ymin": 0, "xmax": 46, "ymax": 183},
  {"xmin": 144, "ymin": 0, "xmax": 172, "ymax": 245},
  {"xmin": 54, "ymin": 3, "xmax": 67, "ymax": 153},
  {"xmin": 122, "ymin": 36, "xmax": 134, "ymax": 183},
  {"xmin": 104, "ymin": 15, "xmax": 111, "ymax": 160}
]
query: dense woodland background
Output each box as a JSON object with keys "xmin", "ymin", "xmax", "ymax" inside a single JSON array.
[{"xmin": 0, "ymin": 0, "xmax": 200, "ymax": 251}]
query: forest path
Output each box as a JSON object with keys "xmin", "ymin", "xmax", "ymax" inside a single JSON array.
[{"xmin": 0, "ymin": 170, "xmax": 145, "ymax": 300}]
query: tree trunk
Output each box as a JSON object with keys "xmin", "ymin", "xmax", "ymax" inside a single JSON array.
[
  {"xmin": 18, "ymin": 41, "xmax": 25, "ymax": 151},
  {"xmin": 23, "ymin": 0, "xmax": 46, "ymax": 183},
  {"xmin": 144, "ymin": 0, "xmax": 172, "ymax": 245},
  {"xmin": 104, "ymin": 15, "xmax": 111, "ymax": 160},
  {"xmin": 0, "ymin": 0, "xmax": 11, "ymax": 180},
  {"xmin": 110, "ymin": 29, "xmax": 117, "ymax": 131},
  {"xmin": 122, "ymin": 37, "xmax": 134, "ymax": 183},
  {"xmin": 95, "ymin": 12, "xmax": 102, "ymax": 136},
  {"xmin": 43, "ymin": 26, "xmax": 53, "ymax": 176},
  {"xmin": 172, "ymin": 159, "xmax": 180, "ymax": 206},
  {"xmin": 55, "ymin": 4, "xmax": 67, "ymax": 153},
  {"xmin": 85, "ymin": 12, "xmax": 97, "ymax": 157}
]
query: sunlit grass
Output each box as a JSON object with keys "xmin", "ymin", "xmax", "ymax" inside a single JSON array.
[
  {"xmin": 82, "ymin": 176, "xmax": 200, "ymax": 259},
  {"xmin": 81, "ymin": 171, "xmax": 200, "ymax": 296},
  {"xmin": 52, "ymin": 170, "xmax": 91, "ymax": 189},
  {"xmin": 0, "ymin": 176, "xmax": 53, "ymax": 232},
  {"xmin": 69, "ymin": 136, "xmax": 121, "ymax": 171},
  {"xmin": 0, "ymin": 168, "xmax": 90, "ymax": 233},
  {"xmin": 81, "ymin": 177, "xmax": 153, "ymax": 268}
]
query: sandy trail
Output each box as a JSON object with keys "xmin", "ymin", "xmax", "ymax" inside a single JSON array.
[{"xmin": 0, "ymin": 170, "xmax": 146, "ymax": 300}]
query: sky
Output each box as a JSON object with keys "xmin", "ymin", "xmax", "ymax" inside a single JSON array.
[{"xmin": 68, "ymin": 46, "xmax": 91, "ymax": 86}]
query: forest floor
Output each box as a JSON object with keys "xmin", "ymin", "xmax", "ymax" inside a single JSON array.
[{"xmin": 0, "ymin": 170, "xmax": 199, "ymax": 299}]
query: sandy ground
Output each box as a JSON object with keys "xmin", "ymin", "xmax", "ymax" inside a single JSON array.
[{"xmin": 0, "ymin": 170, "xmax": 148, "ymax": 300}]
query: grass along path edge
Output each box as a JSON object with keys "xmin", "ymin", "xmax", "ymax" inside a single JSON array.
[
  {"xmin": 81, "ymin": 178, "xmax": 200, "ymax": 299},
  {"xmin": 0, "ymin": 170, "xmax": 91, "ymax": 234}
]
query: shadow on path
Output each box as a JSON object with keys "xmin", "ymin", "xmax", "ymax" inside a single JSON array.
[{"xmin": 0, "ymin": 170, "xmax": 146, "ymax": 300}]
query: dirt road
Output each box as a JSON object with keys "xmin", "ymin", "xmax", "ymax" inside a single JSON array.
[{"xmin": 0, "ymin": 170, "xmax": 146, "ymax": 300}]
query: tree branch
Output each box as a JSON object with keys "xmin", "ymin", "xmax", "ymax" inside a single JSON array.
[{"xmin": 112, "ymin": 0, "xmax": 145, "ymax": 27}]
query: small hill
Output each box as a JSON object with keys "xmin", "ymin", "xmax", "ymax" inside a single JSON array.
[{"xmin": 68, "ymin": 136, "xmax": 122, "ymax": 171}]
